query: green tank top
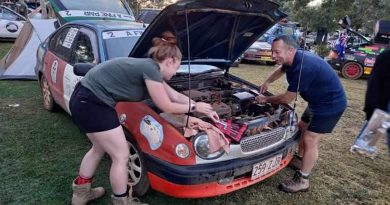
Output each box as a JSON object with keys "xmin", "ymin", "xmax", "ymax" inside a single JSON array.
[{"xmin": 81, "ymin": 57, "xmax": 163, "ymax": 107}]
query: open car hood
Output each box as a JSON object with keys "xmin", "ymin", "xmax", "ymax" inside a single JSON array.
[{"xmin": 130, "ymin": 0, "xmax": 286, "ymax": 70}]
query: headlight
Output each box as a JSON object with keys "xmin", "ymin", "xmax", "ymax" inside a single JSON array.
[
  {"xmin": 192, "ymin": 132, "xmax": 224, "ymax": 160},
  {"xmin": 285, "ymin": 111, "xmax": 298, "ymax": 139}
]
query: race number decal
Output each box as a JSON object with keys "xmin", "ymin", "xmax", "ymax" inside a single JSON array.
[
  {"xmin": 140, "ymin": 115, "xmax": 163, "ymax": 150},
  {"xmin": 50, "ymin": 60, "xmax": 58, "ymax": 83},
  {"xmin": 102, "ymin": 30, "xmax": 144, "ymax": 39},
  {"xmin": 62, "ymin": 28, "xmax": 79, "ymax": 48}
]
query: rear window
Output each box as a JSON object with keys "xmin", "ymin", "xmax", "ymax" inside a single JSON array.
[{"xmin": 60, "ymin": 0, "xmax": 132, "ymax": 17}]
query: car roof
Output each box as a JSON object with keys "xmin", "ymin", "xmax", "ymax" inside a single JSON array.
[{"xmin": 64, "ymin": 20, "xmax": 144, "ymax": 32}]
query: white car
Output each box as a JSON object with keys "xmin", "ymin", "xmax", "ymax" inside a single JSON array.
[{"xmin": 0, "ymin": 5, "xmax": 26, "ymax": 40}]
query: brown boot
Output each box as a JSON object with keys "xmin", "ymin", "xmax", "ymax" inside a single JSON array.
[
  {"xmin": 111, "ymin": 186, "xmax": 148, "ymax": 205},
  {"xmin": 72, "ymin": 180, "xmax": 105, "ymax": 205},
  {"xmin": 279, "ymin": 171, "xmax": 309, "ymax": 193}
]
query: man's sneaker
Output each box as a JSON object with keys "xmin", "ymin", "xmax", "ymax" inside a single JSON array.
[
  {"xmin": 279, "ymin": 171, "xmax": 309, "ymax": 193},
  {"xmin": 288, "ymin": 154, "xmax": 302, "ymax": 170}
]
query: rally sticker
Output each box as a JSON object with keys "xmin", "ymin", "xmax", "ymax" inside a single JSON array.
[
  {"xmin": 50, "ymin": 60, "xmax": 58, "ymax": 83},
  {"xmin": 62, "ymin": 27, "xmax": 79, "ymax": 48},
  {"xmin": 140, "ymin": 115, "xmax": 163, "ymax": 150},
  {"xmin": 364, "ymin": 57, "xmax": 376, "ymax": 67},
  {"xmin": 59, "ymin": 10, "xmax": 134, "ymax": 21},
  {"xmin": 102, "ymin": 30, "xmax": 144, "ymax": 39}
]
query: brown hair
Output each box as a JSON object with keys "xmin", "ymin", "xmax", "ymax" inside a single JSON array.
[{"xmin": 148, "ymin": 31, "xmax": 182, "ymax": 62}]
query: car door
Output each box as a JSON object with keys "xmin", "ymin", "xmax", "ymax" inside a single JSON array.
[
  {"xmin": 63, "ymin": 27, "xmax": 99, "ymax": 112},
  {"xmin": 44, "ymin": 26, "xmax": 77, "ymax": 111}
]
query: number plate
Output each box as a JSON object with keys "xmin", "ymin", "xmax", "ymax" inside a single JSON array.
[{"xmin": 251, "ymin": 154, "xmax": 282, "ymax": 180}]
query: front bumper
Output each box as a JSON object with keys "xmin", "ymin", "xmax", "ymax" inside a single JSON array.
[{"xmin": 144, "ymin": 134, "xmax": 299, "ymax": 198}]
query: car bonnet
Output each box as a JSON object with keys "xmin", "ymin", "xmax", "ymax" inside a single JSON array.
[{"xmin": 129, "ymin": 0, "xmax": 287, "ymax": 70}]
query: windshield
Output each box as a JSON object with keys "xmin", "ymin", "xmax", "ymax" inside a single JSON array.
[{"xmin": 103, "ymin": 29, "xmax": 143, "ymax": 60}]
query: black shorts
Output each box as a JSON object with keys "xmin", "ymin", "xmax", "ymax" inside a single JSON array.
[
  {"xmin": 301, "ymin": 107, "xmax": 344, "ymax": 134},
  {"xmin": 69, "ymin": 83, "xmax": 119, "ymax": 133}
]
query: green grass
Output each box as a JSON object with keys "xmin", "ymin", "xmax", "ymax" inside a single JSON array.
[{"xmin": 1, "ymin": 43, "xmax": 390, "ymax": 205}]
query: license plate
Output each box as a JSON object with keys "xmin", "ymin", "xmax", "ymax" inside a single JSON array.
[{"xmin": 251, "ymin": 154, "xmax": 282, "ymax": 180}]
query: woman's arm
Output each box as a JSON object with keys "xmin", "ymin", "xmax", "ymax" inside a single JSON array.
[{"xmin": 162, "ymin": 81, "xmax": 193, "ymax": 104}]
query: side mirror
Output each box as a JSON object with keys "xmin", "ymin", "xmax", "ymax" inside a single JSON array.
[{"xmin": 73, "ymin": 63, "xmax": 95, "ymax": 76}]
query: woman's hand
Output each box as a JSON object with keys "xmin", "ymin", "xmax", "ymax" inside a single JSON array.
[{"xmin": 205, "ymin": 111, "xmax": 219, "ymax": 123}]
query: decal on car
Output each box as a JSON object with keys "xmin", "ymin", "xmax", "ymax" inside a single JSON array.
[
  {"xmin": 59, "ymin": 10, "xmax": 134, "ymax": 21},
  {"xmin": 63, "ymin": 64, "xmax": 82, "ymax": 112},
  {"xmin": 364, "ymin": 57, "xmax": 376, "ymax": 67},
  {"xmin": 344, "ymin": 54, "xmax": 356, "ymax": 61},
  {"xmin": 50, "ymin": 60, "xmax": 58, "ymax": 83},
  {"xmin": 102, "ymin": 30, "xmax": 144, "ymax": 39},
  {"xmin": 140, "ymin": 115, "xmax": 163, "ymax": 150},
  {"xmin": 62, "ymin": 27, "xmax": 79, "ymax": 49},
  {"xmin": 5, "ymin": 22, "xmax": 18, "ymax": 33}
]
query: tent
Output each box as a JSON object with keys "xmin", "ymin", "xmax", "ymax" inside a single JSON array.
[{"xmin": 0, "ymin": 19, "xmax": 55, "ymax": 79}]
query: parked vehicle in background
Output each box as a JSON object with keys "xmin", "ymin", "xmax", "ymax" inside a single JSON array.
[
  {"xmin": 327, "ymin": 20, "xmax": 390, "ymax": 80},
  {"xmin": 0, "ymin": 5, "xmax": 26, "ymax": 40},
  {"xmin": 136, "ymin": 8, "xmax": 160, "ymax": 27},
  {"xmin": 36, "ymin": 0, "xmax": 300, "ymax": 198},
  {"xmin": 242, "ymin": 20, "xmax": 300, "ymax": 65}
]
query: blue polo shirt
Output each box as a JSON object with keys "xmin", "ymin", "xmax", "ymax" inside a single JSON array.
[{"xmin": 283, "ymin": 50, "xmax": 347, "ymax": 115}]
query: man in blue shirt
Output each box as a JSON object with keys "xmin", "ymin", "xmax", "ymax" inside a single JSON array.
[{"xmin": 257, "ymin": 35, "xmax": 347, "ymax": 193}]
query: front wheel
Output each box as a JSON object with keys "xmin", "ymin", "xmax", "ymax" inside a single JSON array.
[
  {"xmin": 341, "ymin": 62, "xmax": 363, "ymax": 80},
  {"xmin": 125, "ymin": 130, "xmax": 150, "ymax": 196}
]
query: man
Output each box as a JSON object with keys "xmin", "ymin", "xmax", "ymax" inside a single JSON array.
[{"xmin": 256, "ymin": 35, "xmax": 347, "ymax": 193}]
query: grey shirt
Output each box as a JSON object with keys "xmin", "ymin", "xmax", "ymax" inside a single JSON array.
[{"xmin": 81, "ymin": 57, "xmax": 163, "ymax": 107}]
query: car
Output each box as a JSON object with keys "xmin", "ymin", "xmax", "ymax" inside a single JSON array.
[
  {"xmin": 327, "ymin": 20, "xmax": 390, "ymax": 80},
  {"xmin": 0, "ymin": 5, "xmax": 26, "ymax": 40},
  {"xmin": 36, "ymin": 0, "xmax": 300, "ymax": 198},
  {"xmin": 136, "ymin": 8, "xmax": 160, "ymax": 26},
  {"xmin": 242, "ymin": 21, "xmax": 300, "ymax": 65}
]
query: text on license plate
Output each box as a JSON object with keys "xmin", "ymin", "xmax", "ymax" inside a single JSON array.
[{"xmin": 251, "ymin": 154, "xmax": 282, "ymax": 180}]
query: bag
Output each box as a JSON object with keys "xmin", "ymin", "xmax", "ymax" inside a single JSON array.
[{"xmin": 351, "ymin": 109, "xmax": 390, "ymax": 158}]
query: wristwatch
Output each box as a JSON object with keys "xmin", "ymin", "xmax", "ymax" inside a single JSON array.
[{"xmin": 190, "ymin": 102, "xmax": 196, "ymax": 112}]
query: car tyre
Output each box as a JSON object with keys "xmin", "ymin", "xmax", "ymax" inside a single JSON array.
[
  {"xmin": 124, "ymin": 130, "xmax": 151, "ymax": 197},
  {"xmin": 341, "ymin": 62, "xmax": 363, "ymax": 80},
  {"xmin": 40, "ymin": 75, "xmax": 57, "ymax": 111}
]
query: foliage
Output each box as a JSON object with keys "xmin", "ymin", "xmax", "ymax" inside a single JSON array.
[{"xmin": 275, "ymin": 0, "xmax": 390, "ymax": 35}]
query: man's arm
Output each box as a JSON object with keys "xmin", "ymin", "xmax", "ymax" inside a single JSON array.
[
  {"xmin": 260, "ymin": 65, "xmax": 285, "ymax": 93},
  {"xmin": 257, "ymin": 91, "xmax": 296, "ymax": 105}
]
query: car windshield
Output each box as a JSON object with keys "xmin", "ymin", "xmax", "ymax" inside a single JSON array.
[
  {"xmin": 103, "ymin": 30, "xmax": 143, "ymax": 60},
  {"xmin": 60, "ymin": 0, "xmax": 132, "ymax": 16}
]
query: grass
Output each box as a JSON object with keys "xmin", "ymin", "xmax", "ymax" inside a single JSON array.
[{"xmin": 1, "ymin": 43, "xmax": 390, "ymax": 205}]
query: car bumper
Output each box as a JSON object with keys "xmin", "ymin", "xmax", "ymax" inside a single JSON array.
[
  {"xmin": 144, "ymin": 134, "xmax": 299, "ymax": 198},
  {"xmin": 327, "ymin": 59, "xmax": 342, "ymax": 71}
]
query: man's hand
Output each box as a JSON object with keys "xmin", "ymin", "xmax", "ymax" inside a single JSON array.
[
  {"xmin": 259, "ymin": 82, "xmax": 269, "ymax": 94},
  {"xmin": 255, "ymin": 94, "xmax": 268, "ymax": 104}
]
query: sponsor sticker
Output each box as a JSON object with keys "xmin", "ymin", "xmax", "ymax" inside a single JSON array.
[
  {"xmin": 59, "ymin": 10, "xmax": 134, "ymax": 21},
  {"xmin": 102, "ymin": 30, "xmax": 144, "ymax": 39},
  {"xmin": 364, "ymin": 57, "xmax": 376, "ymax": 67},
  {"xmin": 62, "ymin": 28, "xmax": 79, "ymax": 48},
  {"xmin": 140, "ymin": 115, "xmax": 163, "ymax": 150}
]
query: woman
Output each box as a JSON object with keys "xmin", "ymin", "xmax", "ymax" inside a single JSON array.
[{"xmin": 69, "ymin": 31, "xmax": 218, "ymax": 205}]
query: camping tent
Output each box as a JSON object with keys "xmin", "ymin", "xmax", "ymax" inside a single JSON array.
[{"xmin": 0, "ymin": 19, "xmax": 55, "ymax": 79}]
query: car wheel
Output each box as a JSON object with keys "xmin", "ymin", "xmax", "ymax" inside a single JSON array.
[
  {"xmin": 40, "ymin": 75, "xmax": 56, "ymax": 111},
  {"xmin": 125, "ymin": 131, "xmax": 150, "ymax": 196},
  {"xmin": 341, "ymin": 62, "xmax": 363, "ymax": 80}
]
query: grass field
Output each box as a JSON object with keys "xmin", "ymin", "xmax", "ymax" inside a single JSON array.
[{"xmin": 1, "ymin": 42, "xmax": 389, "ymax": 205}]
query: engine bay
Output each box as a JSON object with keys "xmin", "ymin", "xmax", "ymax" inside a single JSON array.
[{"xmin": 167, "ymin": 76, "xmax": 293, "ymax": 139}]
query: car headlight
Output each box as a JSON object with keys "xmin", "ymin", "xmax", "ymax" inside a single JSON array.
[{"xmin": 192, "ymin": 132, "xmax": 224, "ymax": 160}]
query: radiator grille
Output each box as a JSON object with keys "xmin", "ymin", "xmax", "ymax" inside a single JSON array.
[{"xmin": 240, "ymin": 127, "xmax": 286, "ymax": 153}]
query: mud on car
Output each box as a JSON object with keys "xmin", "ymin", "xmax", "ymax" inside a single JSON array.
[{"xmin": 36, "ymin": 0, "xmax": 300, "ymax": 198}]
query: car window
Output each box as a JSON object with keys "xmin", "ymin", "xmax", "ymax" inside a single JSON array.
[
  {"xmin": 103, "ymin": 29, "xmax": 143, "ymax": 60},
  {"xmin": 60, "ymin": 0, "xmax": 131, "ymax": 15},
  {"xmin": 48, "ymin": 27, "xmax": 77, "ymax": 62},
  {"xmin": 70, "ymin": 28, "xmax": 99, "ymax": 65},
  {"xmin": 0, "ymin": 7, "xmax": 18, "ymax": 20}
]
